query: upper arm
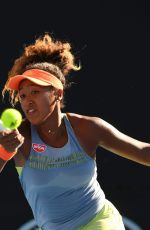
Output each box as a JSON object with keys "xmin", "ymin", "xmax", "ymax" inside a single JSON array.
[{"xmin": 89, "ymin": 117, "xmax": 150, "ymax": 166}]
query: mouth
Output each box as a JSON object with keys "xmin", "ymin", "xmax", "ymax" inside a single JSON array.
[{"xmin": 26, "ymin": 108, "xmax": 37, "ymax": 115}]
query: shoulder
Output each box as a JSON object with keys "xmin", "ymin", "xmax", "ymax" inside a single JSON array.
[
  {"xmin": 65, "ymin": 113, "xmax": 113, "ymax": 156},
  {"xmin": 66, "ymin": 113, "xmax": 111, "ymax": 142},
  {"xmin": 66, "ymin": 112, "xmax": 108, "ymax": 130}
]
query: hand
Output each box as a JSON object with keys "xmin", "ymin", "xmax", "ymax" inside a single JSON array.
[{"xmin": 0, "ymin": 129, "xmax": 24, "ymax": 152}]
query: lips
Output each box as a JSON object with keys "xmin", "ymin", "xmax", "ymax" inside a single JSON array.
[
  {"xmin": 27, "ymin": 109, "xmax": 36, "ymax": 114},
  {"xmin": 25, "ymin": 108, "xmax": 37, "ymax": 118}
]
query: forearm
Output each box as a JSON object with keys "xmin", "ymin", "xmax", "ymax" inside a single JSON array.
[
  {"xmin": 0, "ymin": 129, "xmax": 24, "ymax": 171},
  {"xmin": 100, "ymin": 131, "xmax": 150, "ymax": 167},
  {"xmin": 0, "ymin": 158, "xmax": 7, "ymax": 173},
  {"xmin": 139, "ymin": 145, "xmax": 150, "ymax": 166},
  {"xmin": 96, "ymin": 119, "xmax": 150, "ymax": 166}
]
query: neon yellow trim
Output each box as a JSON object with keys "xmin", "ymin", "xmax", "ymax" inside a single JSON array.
[{"xmin": 16, "ymin": 166, "xmax": 23, "ymax": 176}]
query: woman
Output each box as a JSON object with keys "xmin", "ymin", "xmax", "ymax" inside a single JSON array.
[{"xmin": 0, "ymin": 33, "xmax": 149, "ymax": 230}]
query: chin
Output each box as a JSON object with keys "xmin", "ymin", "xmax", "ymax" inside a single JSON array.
[{"xmin": 27, "ymin": 118, "xmax": 40, "ymax": 125}]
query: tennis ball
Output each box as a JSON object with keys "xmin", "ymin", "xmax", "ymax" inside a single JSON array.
[{"xmin": 1, "ymin": 108, "xmax": 22, "ymax": 130}]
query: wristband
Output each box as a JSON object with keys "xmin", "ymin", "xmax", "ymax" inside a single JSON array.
[{"xmin": 0, "ymin": 145, "xmax": 17, "ymax": 161}]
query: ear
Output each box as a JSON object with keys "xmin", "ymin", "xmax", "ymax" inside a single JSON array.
[{"xmin": 54, "ymin": 89, "xmax": 63, "ymax": 101}]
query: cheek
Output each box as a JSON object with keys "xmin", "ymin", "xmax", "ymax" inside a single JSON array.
[
  {"xmin": 20, "ymin": 101, "xmax": 27, "ymax": 114},
  {"xmin": 40, "ymin": 94, "xmax": 55, "ymax": 106},
  {"xmin": 20, "ymin": 94, "xmax": 56, "ymax": 117},
  {"xmin": 37, "ymin": 95, "xmax": 56, "ymax": 113}
]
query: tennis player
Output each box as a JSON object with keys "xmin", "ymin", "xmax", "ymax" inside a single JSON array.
[{"xmin": 0, "ymin": 33, "xmax": 150, "ymax": 230}]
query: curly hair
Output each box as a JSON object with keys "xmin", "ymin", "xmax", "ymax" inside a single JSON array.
[{"xmin": 3, "ymin": 33, "xmax": 80, "ymax": 106}]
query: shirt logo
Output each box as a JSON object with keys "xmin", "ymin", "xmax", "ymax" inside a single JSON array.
[{"xmin": 32, "ymin": 143, "xmax": 47, "ymax": 153}]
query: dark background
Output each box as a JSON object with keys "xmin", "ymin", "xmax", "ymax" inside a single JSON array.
[{"xmin": 0, "ymin": 1, "xmax": 147, "ymax": 229}]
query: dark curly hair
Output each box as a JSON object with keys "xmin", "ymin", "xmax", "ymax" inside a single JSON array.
[{"xmin": 3, "ymin": 33, "xmax": 80, "ymax": 107}]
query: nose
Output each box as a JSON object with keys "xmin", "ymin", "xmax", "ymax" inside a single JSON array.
[
  {"xmin": 21, "ymin": 95, "xmax": 34, "ymax": 108},
  {"xmin": 22, "ymin": 99, "xmax": 34, "ymax": 115},
  {"xmin": 28, "ymin": 100, "xmax": 33, "ymax": 106},
  {"xmin": 25, "ymin": 94, "xmax": 34, "ymax": 104}
]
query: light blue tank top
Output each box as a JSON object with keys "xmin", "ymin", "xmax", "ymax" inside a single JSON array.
[{"xmin": 19, "ymin": 114, "xmax": 105, "ymax": 230}]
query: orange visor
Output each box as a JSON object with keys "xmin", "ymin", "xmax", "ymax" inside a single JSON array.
[{"xmin": 7, "ymin": 69, "xmax": 63, "ymax": 91}]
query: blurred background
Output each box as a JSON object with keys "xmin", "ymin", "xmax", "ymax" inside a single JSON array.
[{"xmin": 0, "ymin": 1, "xmax": 147, "ymax": 229}]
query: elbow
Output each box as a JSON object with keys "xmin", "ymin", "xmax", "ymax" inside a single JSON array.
[
  {"xmin": 140, "ymin": 161, "xmax": 150, "ymax": 167},
  {"xmin": 143, "ymin": 159, "xmax": 150, "ymax": 167},
  {"xmin": 141, "ymin": 147, "xmax": 150, "ymax": 167},
  {"xmin": 134, "ymin": 146, "xmax": 150, "ymax": 167},
  {"xmin": 139, "ymin": 153, "xmax": 150, "ymax": 167}
]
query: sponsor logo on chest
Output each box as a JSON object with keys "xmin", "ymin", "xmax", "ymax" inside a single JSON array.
[{"xmin": 32, "ymin": 143, "xmax": 47, "ymax": 153}]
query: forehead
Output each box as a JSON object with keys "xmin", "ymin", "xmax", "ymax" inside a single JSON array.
[{"xmin": 18, "ymin": 79, "xmax": 42, "ymax": 90}]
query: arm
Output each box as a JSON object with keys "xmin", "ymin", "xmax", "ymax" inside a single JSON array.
[
  {"xmin": 0, "ymin": 158, "xmax": 7, "ymax": 173},
  {"xmin": 67, "ymin": 113, "xmax": 150, "ymax": 166},
  {"xmin": 92, "ymin": 117, "xmax": 150, "ymax": 166},
  {"xmin": 0, "ymin": 129, "xmax": 24, "ymax": 172}
]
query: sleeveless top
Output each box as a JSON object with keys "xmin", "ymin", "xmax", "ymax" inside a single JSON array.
[{"xmin": 19, "ymin": 114, "xmax": 105, "ymax": 230}]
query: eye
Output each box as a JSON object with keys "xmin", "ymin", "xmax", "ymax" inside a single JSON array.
[{"xmin": 19, "ymin": 94, "xmax": 26, "ymax": 100}]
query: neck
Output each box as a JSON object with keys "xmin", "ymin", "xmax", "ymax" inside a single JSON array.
[{"xmin": 36, "ymin": 106, "xmax": 63, "ymax": 136}]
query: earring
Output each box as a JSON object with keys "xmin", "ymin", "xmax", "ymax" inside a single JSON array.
[{"xmin": 56, "ymin": 96, "xmax": 61, "ymax": 102}]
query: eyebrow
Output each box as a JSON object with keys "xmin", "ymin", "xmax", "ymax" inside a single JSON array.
[{"xmin": 19, "ymin": 84, "xmax": 41, "ymax": 91}]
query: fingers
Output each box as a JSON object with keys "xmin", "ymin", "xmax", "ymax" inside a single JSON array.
[{"xmin": 0, "ymin": 130, "xmax": 24, "ymax": 152}]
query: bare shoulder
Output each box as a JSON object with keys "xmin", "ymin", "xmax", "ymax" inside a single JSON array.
[
  {"xmin": 66, "ymin": 112, "xmax": 109, "ymax": 131},
  {"xmin": 66, "ymin": 113, "xmax": 111, "ymax": 148}
]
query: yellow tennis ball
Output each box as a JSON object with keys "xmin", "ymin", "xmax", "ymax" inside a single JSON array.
[{"xmin": 1, "ymin": 108, "xmax": 22, "ymax": 129}]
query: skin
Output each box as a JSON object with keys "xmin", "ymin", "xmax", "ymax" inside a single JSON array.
[{"xmin": 0, "ymin": 79, "xmax": 150, "ymax": 172}]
